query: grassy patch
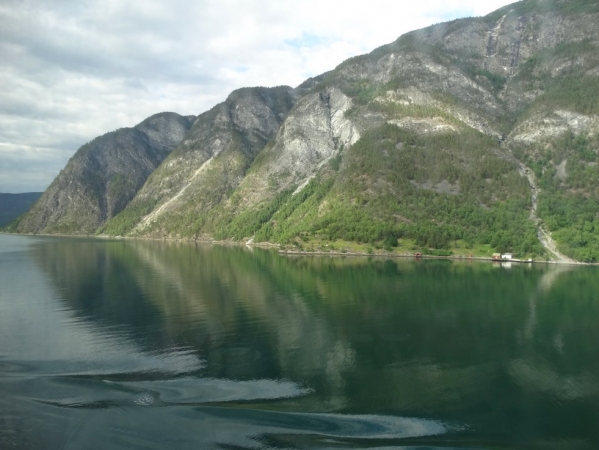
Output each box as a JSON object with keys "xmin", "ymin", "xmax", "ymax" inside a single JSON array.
[{"xmin": 99, "ymin": 200, "xmax": 157, "ymax": 236}]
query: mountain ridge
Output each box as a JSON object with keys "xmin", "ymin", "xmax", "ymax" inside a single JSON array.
[
  {"xmin": 9, "ymin": 0, "xmax": 599, "ymax": 261},
  {"xmin": 10, "ymin": 112, "xmax": 196, "ymax": 234}
]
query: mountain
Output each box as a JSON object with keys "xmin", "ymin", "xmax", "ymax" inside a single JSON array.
[
  {"xmin": 0, "ymin": 192, "xmax": 42, "ymax": 227},
  {"xmin": 10, "ymin": 112, "xmax": 195, "ymax": 235},
  {"xmin": 99, "ymin": 85, "xmax": 299, "ymax": 237},
  {"xmin": 11, "ymin": 0, "xmax": 599, "ymax": 261}
]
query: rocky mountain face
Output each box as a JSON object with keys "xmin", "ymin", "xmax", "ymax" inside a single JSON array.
[
  {"xmin": 11, "ymin": 0, "xmax": 599, "ymax": 261},
  {"xmin": 99, "ymin": 85, "xmax": 298, "ymax": 237},
  {"xmin": 11, "ymin": 113, "xmax": 195, "ymax": 234}
]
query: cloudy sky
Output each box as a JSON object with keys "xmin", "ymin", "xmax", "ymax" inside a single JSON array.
[{"xmin": 0, "ymin": 0, "xmax": 514, "ymax": 193}]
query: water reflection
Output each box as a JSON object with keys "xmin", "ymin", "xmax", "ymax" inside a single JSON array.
[{"xmin": 2, "ymin": 235, "xmax": 599, "ymax": 448}]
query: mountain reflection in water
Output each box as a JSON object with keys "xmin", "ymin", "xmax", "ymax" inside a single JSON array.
[{"xmin": 1, "ymin": 235, "xmax": 599, "ymax": 449}]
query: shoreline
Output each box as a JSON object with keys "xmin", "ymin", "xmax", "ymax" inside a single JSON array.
[
  {"xmin": 277, "ymin": 249, "xmax": 586, "ymax": 265},
  {"xmin": 1, "ymin": 231, "xmax": 589, "ymax": 266}
]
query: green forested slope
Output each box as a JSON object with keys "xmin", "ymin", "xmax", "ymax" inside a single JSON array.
[{"xmin": 209, "ymin": 124, "xmax": 541, "ymax": 256}]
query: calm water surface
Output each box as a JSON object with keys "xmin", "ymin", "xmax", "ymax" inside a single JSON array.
[{"xmin": 1, "ymin": 234, "xmax": 599, "ymax": 449}]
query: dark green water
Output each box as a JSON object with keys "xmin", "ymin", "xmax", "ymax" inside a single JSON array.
[{"xmin": 1, "ymin": 235, "xmax": 599, "ymax": 449}]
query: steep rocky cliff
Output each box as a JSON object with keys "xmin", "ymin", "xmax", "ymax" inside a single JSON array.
[
  {"xmin": 12, "ymin": 0, "xmax": 599, "ymax": 261},
  {"xmin": 12, "ymin": 112, "xmax": 195, "ymax": 234},
  {"xmin": 99, "ymin": 85, "xmax": 298, "ymax": 237}
]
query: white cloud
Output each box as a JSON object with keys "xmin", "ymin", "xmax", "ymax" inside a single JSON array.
[{"xmin": 0, "ymin": 0, "xmax": 514, "ymax": 192}]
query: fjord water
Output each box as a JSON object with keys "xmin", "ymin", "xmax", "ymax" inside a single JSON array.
[{"xmin": 1, "ymin": 235, "xmax": 599, "ymax": 449}]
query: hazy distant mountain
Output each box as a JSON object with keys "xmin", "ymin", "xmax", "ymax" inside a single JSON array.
[
  {"xmin": 0, "ymin": 192, "xmax": 42, "ymax": 227},
  {"xmin": 12, "ymin": 0, "xmax": 599, "ymax": 261}
]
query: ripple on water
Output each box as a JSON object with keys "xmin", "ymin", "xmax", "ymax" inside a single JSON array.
[
  {"xmin": 124, "ymin": 377, "xmax": 313, "ymax": 404},
  {"xmin": 195, "ymin": 407, "xmax": 450, "ymax": 440},
  {"xmin": 134, "ymin": 392, "xmax": 158, "ymax": 406}
]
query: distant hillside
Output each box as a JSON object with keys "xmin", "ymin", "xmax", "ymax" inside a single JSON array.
[{"xmin": 0, "ymin": 193, "xmax": 42, "ymax": 227}]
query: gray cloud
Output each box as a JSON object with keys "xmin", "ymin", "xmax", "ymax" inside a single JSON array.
[{"xmin": 0, "ymin": 0, "xmax": 513, "ymax": 193}]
